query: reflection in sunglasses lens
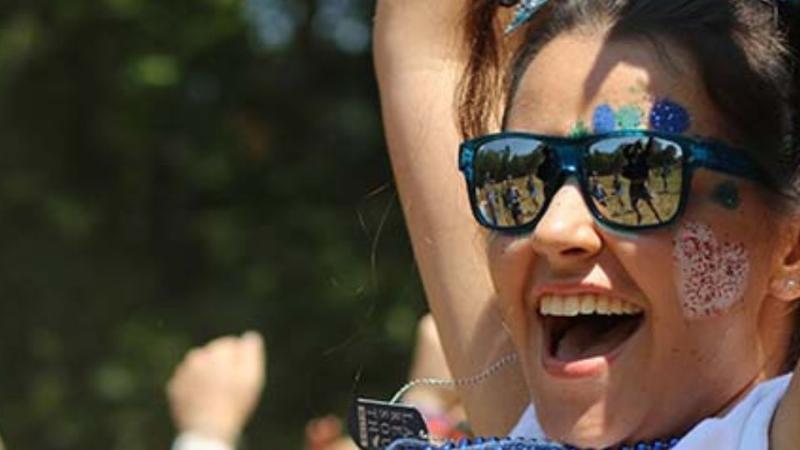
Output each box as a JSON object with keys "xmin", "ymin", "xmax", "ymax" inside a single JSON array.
[
  {"xmin": 472, "ymin": 138, "xmax": 551, "ymax": 229},
  {"xmin": 586, "ymin": 137, "xmax": 683, "ymax": 227},
  {"xmin": 470, "ymin": 135, "xmax": 684, "ymax": 231}
]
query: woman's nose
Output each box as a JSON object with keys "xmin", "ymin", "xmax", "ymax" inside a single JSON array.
[{"xmin": 530, "ymin": 179, "xmax": 603, "ymax": 270}]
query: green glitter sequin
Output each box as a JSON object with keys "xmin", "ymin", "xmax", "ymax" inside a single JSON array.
[
  {"xmin": 568, "ymin": 120, "xmax": 591, "ymax": 138},
  {"xmin": 615, "ymin": 105, "xmax": 643, "ymax": 130}
]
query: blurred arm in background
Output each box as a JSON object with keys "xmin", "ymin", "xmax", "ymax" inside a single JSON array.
[
  {"xmin": 402, "ymin": 314, "xmax": 468, "ymax": 440},
  {"xmin": 167, "ymin": 332, "xmax": 266, "ymax": 450},
  {"xmin": 303, "ymin": 313, "xmax": 470, "ymax": 449},
  {"xmin": 305, "ymin": 415, "xmax": 358, "ymax": 450},
  {"xmin": 373, "ymin": 0, "xmax": 528, "ymax": 435}
]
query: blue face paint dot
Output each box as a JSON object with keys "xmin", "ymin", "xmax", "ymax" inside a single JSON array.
[
  {"xmin": 592, "ymin": 104, "xmax": 616, "ymax": 134},
  {"xmin": 649, "ymin": 99, "xmax": 691, "ymax": 134},
  {"xmin": 710, "ymin": 180, "xmax": 741, "ymax": 210}
]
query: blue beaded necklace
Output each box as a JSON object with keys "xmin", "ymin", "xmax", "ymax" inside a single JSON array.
[{"xmin": 386, "ymin": 436, "xmax": 682, "ymax": 450}]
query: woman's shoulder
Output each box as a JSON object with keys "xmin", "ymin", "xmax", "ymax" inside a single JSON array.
[
  {"xmin": 677, "ymin": 374, "xmax": 791, "ymax": 449},
  {"xmin": 506, "ymin": 374, "xmax": 793, "ymax": 449}
]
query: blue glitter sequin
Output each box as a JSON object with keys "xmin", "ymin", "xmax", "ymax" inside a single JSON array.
[
  {"xmin": 592, "ymin": 104, "xmax": 616, "ymax": 134},
  {"xmin": 649, "ymin": 99, "xmax": 691, "ymax": 134}
]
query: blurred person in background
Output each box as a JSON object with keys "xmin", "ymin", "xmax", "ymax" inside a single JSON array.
[
  {"xmin": 303, "ymin": 314, "xmax": 469, "ymax": 450},
  {"xmin": 163, "ymin": 319, "xmax": 464, "ymax": 450},
  {"xmin": 167, "ymin": 332, "xmax": 266, "ymax": 450},
  {"xmin": 305, "ymin": 415, "xmax": 357, "ymax": 450},
  {"xmin": 401, "ymin": 314, "xmax": 468, "ymax": 441}
]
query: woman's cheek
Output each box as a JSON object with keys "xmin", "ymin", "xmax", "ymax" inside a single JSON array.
[
  {"xmin": 489, "ymin": 236, "xmax": 533, "ymax": 320},
  {"xmin": 673, "ymin": 221, "xmax": 750, "ymax": 319}
]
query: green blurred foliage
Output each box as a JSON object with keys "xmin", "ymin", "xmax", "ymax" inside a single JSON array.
[{"xmin": 0, "ymin": 0, "xmax": 427, "ymax": 448}]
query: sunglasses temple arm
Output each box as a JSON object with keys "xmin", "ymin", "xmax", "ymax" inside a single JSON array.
[{"xmin": 689, "ymin": 147, "xmax": 764, "ymax": 181}]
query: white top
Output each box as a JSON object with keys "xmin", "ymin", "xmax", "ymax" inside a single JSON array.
[
  {"xmin": 510, "ymin": 374, "xmax": 792, "ymax": 450},
  {"xmin": 171, "ymin": 432, "xmax": 233, "ymax": 450}
]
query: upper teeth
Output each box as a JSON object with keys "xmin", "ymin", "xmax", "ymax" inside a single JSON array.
[{"xmin": 538, "ymin": 294, "xmax": 643, "ymax": 317}]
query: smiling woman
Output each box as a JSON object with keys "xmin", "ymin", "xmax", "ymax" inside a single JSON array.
[
  {"xmin": 482, "ymin": 26, "xmax": 793, "ymax": 446},
  {"xmin": 375, "ymin": 0, "xmax": 800, "ymax": 449}
]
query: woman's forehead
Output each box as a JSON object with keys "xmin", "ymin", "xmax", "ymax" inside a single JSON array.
[{"xmin": 505, "ymin": 33, "xmax": 725, "ymax": 139}]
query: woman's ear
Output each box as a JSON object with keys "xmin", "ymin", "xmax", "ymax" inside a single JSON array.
[{"xmin": 770, "ymin": 219, "xmax": 800, "ymax": 302}]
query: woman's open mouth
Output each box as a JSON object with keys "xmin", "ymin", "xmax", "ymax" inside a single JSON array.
[{"xmin": 538, "ymin": 294, "xmax": 645, "ymax": 377}]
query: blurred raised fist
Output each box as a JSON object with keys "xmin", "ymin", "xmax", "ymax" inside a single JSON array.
[{"xmin": 167, "ymin": 331, "xmax": 266, "ymax": 446}]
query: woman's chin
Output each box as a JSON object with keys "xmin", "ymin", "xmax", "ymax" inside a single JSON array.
[
  {"xmin": 535, "ymin": 402, "xmax": 646, "ymax": 450},
  {"xmin": 532, "ymin": 388, "xmax": 620, "ymax": 444}
]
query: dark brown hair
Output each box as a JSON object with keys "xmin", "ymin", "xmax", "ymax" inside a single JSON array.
[
  {"xmin": 458, "ymin": 0, "xmax": 800, "ymax": 370},
  {"xmin": 460, "ymin": 0, "xmax": 798, "ymax": 190}
]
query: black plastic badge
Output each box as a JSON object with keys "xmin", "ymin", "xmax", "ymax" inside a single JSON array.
[{"xmin": 347, "ymin": 398, "xmax": 429, "ymax": 450}]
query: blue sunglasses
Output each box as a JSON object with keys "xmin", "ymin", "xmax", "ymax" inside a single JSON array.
[{"xmin": 458, "ymin": 130, "xmax": 765, "ymax": 233}]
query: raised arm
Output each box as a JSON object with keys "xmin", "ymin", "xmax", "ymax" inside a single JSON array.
[{"xmin": 373, "ymin": 0, "xmax": 527, "ymax": 435}]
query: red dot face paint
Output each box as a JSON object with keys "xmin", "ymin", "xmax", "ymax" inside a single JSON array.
[{"xmin": 673, "ymin": 221, "xmax": 750, "ymax": 319}]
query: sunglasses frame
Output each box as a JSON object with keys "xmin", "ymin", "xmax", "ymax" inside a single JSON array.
[{"xmin": 458, "ymin": 130, "xmax": 765, "ymax": 234}]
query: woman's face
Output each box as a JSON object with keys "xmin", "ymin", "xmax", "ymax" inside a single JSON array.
[{"xmin": 494, "ymin": 32, "xmax": 795, "ymax": 447}]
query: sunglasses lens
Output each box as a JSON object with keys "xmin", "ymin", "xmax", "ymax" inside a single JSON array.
[
  {"xmin": 472, "ymin": 137, "xmax": 552, "ymax": 229},
  {"xmin": 585, "ymin": 136, "xmax": 684, "ymax": 227}
]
